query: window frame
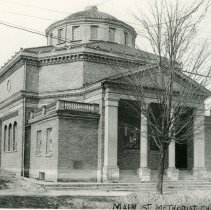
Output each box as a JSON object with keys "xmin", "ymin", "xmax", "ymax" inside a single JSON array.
[
  {"xmin": 36, "ymin": 130, "xmax": 42, "ymax": 156},
  {"xmin": 90, "ymin": 25, "xmax": 99, "ymax": 40},
  {"xmin": 46, "ymin": 128, "xmax": 53, "ymax": 155},
  {"xmin": 8, "ymin": 123, "xmax": 12, "ymax": 152},
  {"xmin": 49, "ymin": 33, "xmax": 53, "ymax": 45},
  {"xmin": 124, "ymin": 31, "xmax": 129, "ymax": 46},
  {"xmin": 109, "ymin": 27, "xmax": 116, "ymax": 42},
  {"xmin": 72, "ymin": 26, "xmax": 81, "ymax": 41},
  {"xmin": 13, "ymin": 122, "xmax": 17, "ymax": 151},
  {"xmin": 3, "ymin": 125, "xmax": 7, "ymax": 152},
  {"xmin": 57, "ymin": 28, "xmax": 64, "ymax": 44}
]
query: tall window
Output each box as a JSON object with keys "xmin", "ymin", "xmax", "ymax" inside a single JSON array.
[
  {"xmin": 124, "ymin": 32, "xmax": 129, "ymax": 45},
  {"xmin": 8, "ymin": 124, "xmax": 12, "ymax": 151},
  {"xmin": 13, "ymin": 122, "xmax": 17, "ymax": 151},
  {"xmin": 46, "ymin": 128, "xmax": 53, "ymax": 154},
  {"xmin": 72, "ymin": 26, "xmax": 80, "ymax": 41},
  {"xmin": 36, "ymin": 130, "xmax": 42, "ymax": 155},
  {"xmin": 109, "ymin": 27, "xmax": 115, "ymax": 42},
  {"xmin": 90, "ymin": 26, "xmax": 98, "ymax": 40},
  {"xmin": 58, "ymin": 28, "xmax": 64, "ymax": 44},
  {"xmin": 4, "ymin": 125, "xmax": 7, "ymax": 152},
  {"xmin": 49, "ymin": 33, "xmax": 53, "ymax": 45}
]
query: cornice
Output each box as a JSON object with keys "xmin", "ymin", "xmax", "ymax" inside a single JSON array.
[
  {"xmin": 0, "ymin": 55, "xmax": 39, "ymax": 85},
  {"xmin": 0, "ymin": 52, "xmax": 39, "ymax": 75},
  {"xmin": 0, "ymin": 45, "xmax": 145, "ymax": 79},
  {"xmin": 39, "ymin": 52, "xmax": 144, "ymax": 67},
  {"xmin": 0, "ymin": 91, "xmax": 38, "ymax": 110}
]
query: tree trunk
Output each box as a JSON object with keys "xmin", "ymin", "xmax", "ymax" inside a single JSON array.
[{"xmin": 156, "ymin": 146, "xmax": 166, "ymax": 194}]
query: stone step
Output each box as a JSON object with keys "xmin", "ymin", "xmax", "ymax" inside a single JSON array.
[{"xmin": 44, "ymin": 181, "xmax": 211, "ymax": 192}]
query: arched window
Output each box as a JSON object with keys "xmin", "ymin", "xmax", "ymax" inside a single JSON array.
[
  {"xmin": 8, "ymin": 124, "xmax": 12, "ymax": 151},
  {"xmin": 13, "ymin": 122, "xmax": 17, "ymax": 151},
  {"xmin": 4, "ymin": 125, "xmax": 7, "ymax": 152}
]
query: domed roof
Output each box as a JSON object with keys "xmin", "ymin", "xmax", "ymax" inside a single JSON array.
[{"xmin": 64, "ymin": 6, "xmax": 117, "ymax": 21}]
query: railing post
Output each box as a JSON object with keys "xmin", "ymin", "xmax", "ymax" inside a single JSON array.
[{"xmin": 56, "ymin": 100, "xmax": 65, "ymax": 110}]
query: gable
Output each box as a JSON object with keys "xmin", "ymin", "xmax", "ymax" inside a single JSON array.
[{"xmin": 106, "ymin": 65, "xmax": 211, "ymax": 98}]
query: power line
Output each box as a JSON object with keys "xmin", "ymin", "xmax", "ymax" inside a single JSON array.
[
  {"xmin": 0, "ymin": 10, "xmax": 58, "ymax": 21},
  {"xmin": 0, "ymin": 20, "xmax": 84, "ymax": 45},
  {"xmin": 0, "ymin": 19, "xmax": 211, "ymax": 80},
  {"xmin": 0, "ymin": 0, "xmax": 69, "ymax": 14}
]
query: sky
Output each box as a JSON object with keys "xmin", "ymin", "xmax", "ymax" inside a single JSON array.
[
  {"xmin": 0, "ymin": 0, "xmax": 211, "ymax": 99},
  {"xmin": 0, "ymin": 0, "xmax": 141, "ymax": 66},
  {"xmin": 0, "ymin": 0, "xmax": 211, "ymax": 66}
]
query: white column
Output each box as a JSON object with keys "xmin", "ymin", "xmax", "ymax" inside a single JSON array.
[
  {"xmin": 138, "ymin": 110, "xmax": 151, "ymax": 181},
  {"xmin": 167, "ymin": 108, "xmax": 179, "ymax": 180},
  {"xmin": 167, "ymin": 141, "xmax": 179, "ymax": 180},
  {"xmin": 102, "ymin": 95, "xmax": 119, "ymax": 182},
  {"xmin": 193, "ymin": 108, "xmax": 207, "ymax": 179}
]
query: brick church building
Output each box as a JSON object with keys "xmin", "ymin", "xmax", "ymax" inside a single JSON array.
[{"xmin": 0, "ymin": 6, "xmax": 211, "ymax": 183}]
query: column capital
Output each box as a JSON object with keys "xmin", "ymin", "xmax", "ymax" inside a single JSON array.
[
  {"xmin": 104, "ymin": 94, "xmax": 119, "ymax": 107},
  {"xmin": 194, "ymin": 109, "xmax": 205, "ymax": 116}
]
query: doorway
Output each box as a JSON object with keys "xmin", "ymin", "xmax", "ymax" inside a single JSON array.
[{"xmin": 175, "ymin": 143, "xmax": 187, "ymax": 169}]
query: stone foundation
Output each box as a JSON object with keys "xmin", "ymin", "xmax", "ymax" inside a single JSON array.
[
  {"xmin": 166, "ymin": 167, "xmax": 179, "ymax": 181},
  {"xmin": 103, "ymin": 166, "xmax": 119, "ymax": 183},
  {"xmin": 138, "ymin": 167, "xmax": 151, "ymax": 181}
]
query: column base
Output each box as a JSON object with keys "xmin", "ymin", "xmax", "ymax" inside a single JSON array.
[
  {"xmin": 166, "ymin": 167, "xmax": 179, "ymax": 181},
  {"xmin": 138, "ymin": 168, "xmax": 151, "ymax": 181},
  {"xmin": 103, "ymin": 166, "xmax": 119, "ymax": 183},
  {"xmin": 97, "ymin": 169, "xmax": 102, "ymax": 183},
  {"xmin": 193, "ymin": 167, "xmax": 208, "ymax": 180}
]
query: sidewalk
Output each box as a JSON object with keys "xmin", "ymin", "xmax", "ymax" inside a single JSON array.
[{"xmin": 0, "ymin": 189, "xmax": 131, "ymax": 197}]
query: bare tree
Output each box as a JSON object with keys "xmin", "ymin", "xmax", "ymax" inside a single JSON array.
[{"xmin": 108, "ymin": 0, "xmax": 210, "ymax": 194}]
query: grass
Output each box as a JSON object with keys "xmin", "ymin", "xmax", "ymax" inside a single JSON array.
[
  {"xmin": 0, "ymin": 169, "xmax": 211, "ymax": 209},
  {"xmin": 0, "ymin": 191, "xmax": 211, "ymax": 209},
  {"xmin": 0, "ymin": 195, "xmax": 120, "ymax": 209}
]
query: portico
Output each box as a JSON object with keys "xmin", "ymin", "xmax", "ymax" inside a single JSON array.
[{"xmin": 102, "ymin": 92, "xmax": 207, "ymax": 182}]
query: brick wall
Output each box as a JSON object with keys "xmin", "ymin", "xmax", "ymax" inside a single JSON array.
[
  {"xmin": 83, "ymin": 61, "xmax": 128, "ymax": 85},
  {"xmin": 205, "ymin": 116, "xmax": 211, "ymax": 170},
  {"xmin": 1, "ymin": 112, "xmax": 22, "ymax": 174},
  {"xmin": 26, "ymin": 65, "xmax": 39, "ymax": 93},
  {"xmin": 0, "ymin": 65, "xmax": 24, "ymax": 102},
  {"xmin": 30, "ymin": 118, "xmax": 59, "ymax": 181},
  {"xmin": 39, "ymin": 62, "xmax": 83, "ymax": 93},
  {"xmin": 58, "ymin": 117, "xmax": 98, "ymax": 182}
]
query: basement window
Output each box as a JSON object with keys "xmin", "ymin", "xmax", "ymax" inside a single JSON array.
[{"xmin": 39, "ymin": 172, "xmax": 45, "ymax": 180}]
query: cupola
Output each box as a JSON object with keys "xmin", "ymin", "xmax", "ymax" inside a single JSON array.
[{"xmin": 45, "ymin": 6, "xmax": 137, "ymax": 47}]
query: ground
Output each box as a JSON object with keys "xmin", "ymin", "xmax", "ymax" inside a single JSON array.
[{"xmin": 0, "ymin": 169, "xmax": 211, "ymax": 209}]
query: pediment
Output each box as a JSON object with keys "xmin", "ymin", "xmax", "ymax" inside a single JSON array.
[{"xmin": 105, "ymin": 65, "xmax": 211, "ymax": 98}]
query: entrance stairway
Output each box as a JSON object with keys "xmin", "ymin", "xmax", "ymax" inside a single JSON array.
[
  {"xmin": 42, "ymin": 170, "xmax": 211, "ymax": 192},
  {"xmin": 119, "ymin": 170, "xmax": 139, "ymax": 183},
  {"xmin": 43, "ymin": 180, "xmax": 211, "ymax": 192}
]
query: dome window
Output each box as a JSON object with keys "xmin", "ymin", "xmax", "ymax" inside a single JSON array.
[
  {"xmin": 49, "ymin": 33, "xmax": 53, "ymax": 45},
  {"xmin": 72, "ymin": 26, "xmax": 81, "ymax": 41},
  {"xmin": 58, "ymin": 28, "xmax": 64, "ymax": 44},
  {"xmin": 124, "ymin": 31, "xmax": 129, "ymax": 46},
  {"xmin": 90, "ymin": 25, "xmax": 99, "ymax": 40},
  {"xmin": 109, "ymin": 27, "xmax": 115, "ymax": 42}
]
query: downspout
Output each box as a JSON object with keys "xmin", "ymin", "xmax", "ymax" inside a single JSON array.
[
  {"xmin": 100, "ymin": 82, "xmax": 106, "ymax": 182},
  {"xmin": 21, "ymin": 60, "xmax": 27, "ymax": 176}
]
